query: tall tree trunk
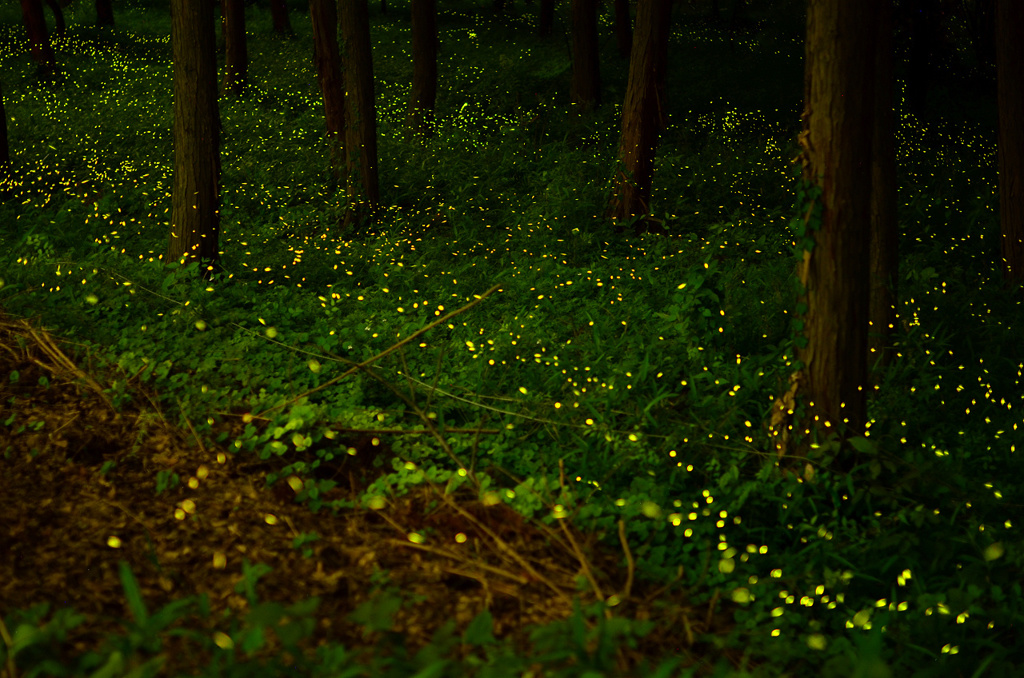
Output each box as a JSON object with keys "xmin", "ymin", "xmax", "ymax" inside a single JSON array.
[
  {"xmin": 20, "ymin": 0, "xmax": 57, "ymax": 79},
  {"xmin": 996, "ymin": 0, "xmax": 1024, "ymax": 287},
  {"xmin": 790, "ymin": 0, "xmax": 877, "ymax": 449},
  {"xmin": 42, "ymin": 0, "xmax": 66, "ymax": 36},
  {"xmin": 869, "ymin": 0, "xmax": 898, "ymax": 375},
  {"xmin": 220, "ymin": 0, "xmax": 226, "ymax": 49},
  {"xmin": 0, "ymin": 80, "xmax": 9, "ymax": 167},
  {"xmin": 269, "ymin": 0, "xmax": 293, "ymax": 36},
  {"xmin": 604, "ymin": 0, "xmax": 672, "ymax": 234},
  {"xmin": 168, "ymin": 0, "xmax": 221, "ymax": 280},
  {"xmin": 406, "ymin": 0, "xmax": 438, "ymax": 142},
  {"xmin": 613, "ymin": 0, "xmax": 632, "ymax": 59},
  {"xmin": 339, "ymin": 0, "xmax": 381, "ymax": 233},
  {"xmin": 569, "ymin": 0, "xmax": 601, "ymax": 116},
  {"xmin": 310, "ymin": 0, "xmax": 345, "ymax": 188},
  {"xmin": 538, "ymin": 0, "xmax": 555, "ymax": 37},
  {"xmin": 222, "ymin": 0, "xmax": 248, "ymax": 95},
  {"xmin": 95, "ymin": 0, "xmax": 114, "ymax": 25}
]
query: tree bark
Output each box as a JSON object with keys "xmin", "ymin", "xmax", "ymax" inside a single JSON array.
[
  {"xmin": 406, "ymin": 0, "xmax": 438, "ymax": 142},
  {"xmin": 791, "ymin": 0, "xmax": 877, "ymax": 444},
  {"xmin": 309, "ymin": 0, "xmax": 345, "ymax": 187},
  {"xmin": 604, "ymin": 0, "xmax": 672, "ymax": 233},
  {"xmin": 869, "ymin": 0, "xmax": 898, "ymax": 375},
  {"xmin": 269, "ymin": 0, "xmax": 293, "ymax": 36},
  {"xmin": 569, "ymin": 0, "xmax": 601, "ymax": 115},
  {"xmin": 222, "ymin": 0, "xmax": 248, "ymax": 95},
  {"xmin": 20, "ymin": 0, "xmax": 57, "ymax": 79},
  {"xmin": 167, "ymin": 0, "xmax": 221, "ymax": 280},
  {"xmin": 339, "ymin": 0, "xmax": 381, "ymax": 233},
  {"xmin": 996, "ymin": 0, "xmax": 1024, "ymax": 287}
]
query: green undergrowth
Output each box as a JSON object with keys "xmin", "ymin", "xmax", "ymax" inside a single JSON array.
[{"xmin": 2, "ymin": 0, "xmax": 1024, "ymax": 676}]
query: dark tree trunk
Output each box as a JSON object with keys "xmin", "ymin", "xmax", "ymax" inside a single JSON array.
[
  {"xmin": 269, "ymin": 0, "xmax": 293, "ymax": 36},
  {"xmin": 406, "ymin": 0, "xmax": 438, "ymax": 141},
  {"xmin": 43, "ymin": 0, "xmax": 66, "ymax": 36},
  {"xmin": 604, "ymin": 0, "xmax": 672, "ymax": 232},
  {"xmin": 0, "ymin": 80, "xmax": 9, "ymax": 167},
  {"xmin": 538, "ymin": 0, "xmax": 555, "ymax": 37},
  {"xmin": 613, "ymin": 0, "xmax": 632, "ymax": 59},
  {"xmin": 569, "ymin": 0, "xmax": 601, "ymax": 116},
  {"xmin": 95, "ymin": 0, "xmax": 114, "ymax": 25},
  {"xmin": 168, "ymin": 0, "xmax": 221, "ymax": 280},
  {"xmin": 996, "ymin": 0, "xmax": 1024, "ymax": 287},
  {"xmin": 339, "ymin": 0, "xmax": 381, "ymax": 232},
  {"xmin": 222, "ymin": 0, "xmax": 248, "ymax": 95},
  {"xmin": 869, "ymin": 0, "xmax": 899, "ymax": 375},
  {"xmin": 786, "ymin": 0, "xmax": 877, "ymax": 453},
  {"xmin": 309, "ymin": 0, "xmax": 345, "ymax": 185},
  {"xmin": 20, "ymin": 0, "xmax": 57, "ymax": 78}
]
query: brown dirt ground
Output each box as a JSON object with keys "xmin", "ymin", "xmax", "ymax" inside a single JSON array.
[{"xmin": 0, "ymin": 303, "xmax": 744, "ymax": 676}]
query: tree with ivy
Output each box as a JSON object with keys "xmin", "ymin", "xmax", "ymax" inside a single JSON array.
[{"xmin": 774, "ymin": 0, "xmax": 878, "ymax": 464}]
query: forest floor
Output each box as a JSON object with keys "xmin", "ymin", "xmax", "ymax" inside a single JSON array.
[{"xmin": 0, "ymin": 304, "xmax": 744, "ymax": 677}]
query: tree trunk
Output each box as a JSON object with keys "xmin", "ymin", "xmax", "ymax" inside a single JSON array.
[
  {"xmin": 869, "ymin": 0, "xmax": 898, "ymax": 375},
  {"xmin": 339, "ymin": 0, "xmax": 381, "ymax": 233},
  {"xmin": 604, "ymin": 0, "xmax": 672, "ymax": 233},
  {"xmin": 791, "ymin": 0, "xmax": 877, "ymax": 447},
  {"xmin": 538, "ymin": 0, "xmax": 555, "ymax": 37},
  {"xmin": 167, "ymin": 0, "xmax": 221, "ymax": 280},
  {"xmin": 569, "ymin": 0, "xmax": 601, "ymax": 115},
  {"xmin": 996, "ymin": 0, "xmax": 1024, "ymax": 287},
  {"xmin": 406, "ymin": 0, "xmax": 438, "ymax": 142},
  {"xmin": 613, "ymin": 0, "xmax": 632, "ymax": 59},
  {"xmin": 20, "ymin": 0, "xmax": 57, "ymax": 79},
  {"xmin": 269, "ymin": 0, "xmax": 293, "ymax": 36},
  {"xmin": 0, "ymin": 80, "xmax": 9, "ymax": 167},
  {"xmin": 222, "ymin": 0, "xmax": 248, "ymax": 95},
  {"xmin": 310, "ymin": 0, "xmax": 345, "ymax": 188},
  {"xmin": 95, "ymin": 0, "xmax": 114, "ymax": 25},
  {"xmin": 43, "ymin": 0, "xmax": 66, "ymax": 36}
]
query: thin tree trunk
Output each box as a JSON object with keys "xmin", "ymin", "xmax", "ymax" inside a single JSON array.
[
  {"xmin": 406, "ymin": 0, "xmax": 438, "ymax": 142},
  {"xmin": 869, "ymin": 0, "xmax": 898, "ymax": 375},
  {"xmin": 309, "ymin": 0, "xmax": 345, "ymax": 187},
  {"xmin": 569, "ymin": 0, "xmax": 601, "ymax": 115},
  {"xmin": 222, "ymin": 0, "xmax": 248, "ymax": 95},
  {"xmin": 20, "ymin": 0, "xmax": 57, "ymax": 79},
  {"xmin": 269, "ymin": 0, "xmax": 293, "ymax": 36},
  {"xmin": 604, "ymin": 0, "xmax": 672, "ymax": 234},
  {"xmin": 0, "ymin": 80, "xmax": 9, "ymax": 167},
  {"xmin": 339, "ymin": 0, "xmax": 381, "ymax": 233},
  {"xmin": 167, "ymin": 0, "xmax": 221, "ymax": 280},
  {"xmin": 996, "ymin": 0, "xmax": 1024, "ymax": 287},
  {"xmin": 538, "ymin": 0, "xmax": 555, "ymax": 37},
  {"xmin": 43, "ymin": 0, "xmax": 66, "ymax": 37}
]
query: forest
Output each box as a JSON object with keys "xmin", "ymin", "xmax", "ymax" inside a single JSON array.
[{"xmin": 0, "ymin": 0, "xmax": 1022, "ymax": 676}]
